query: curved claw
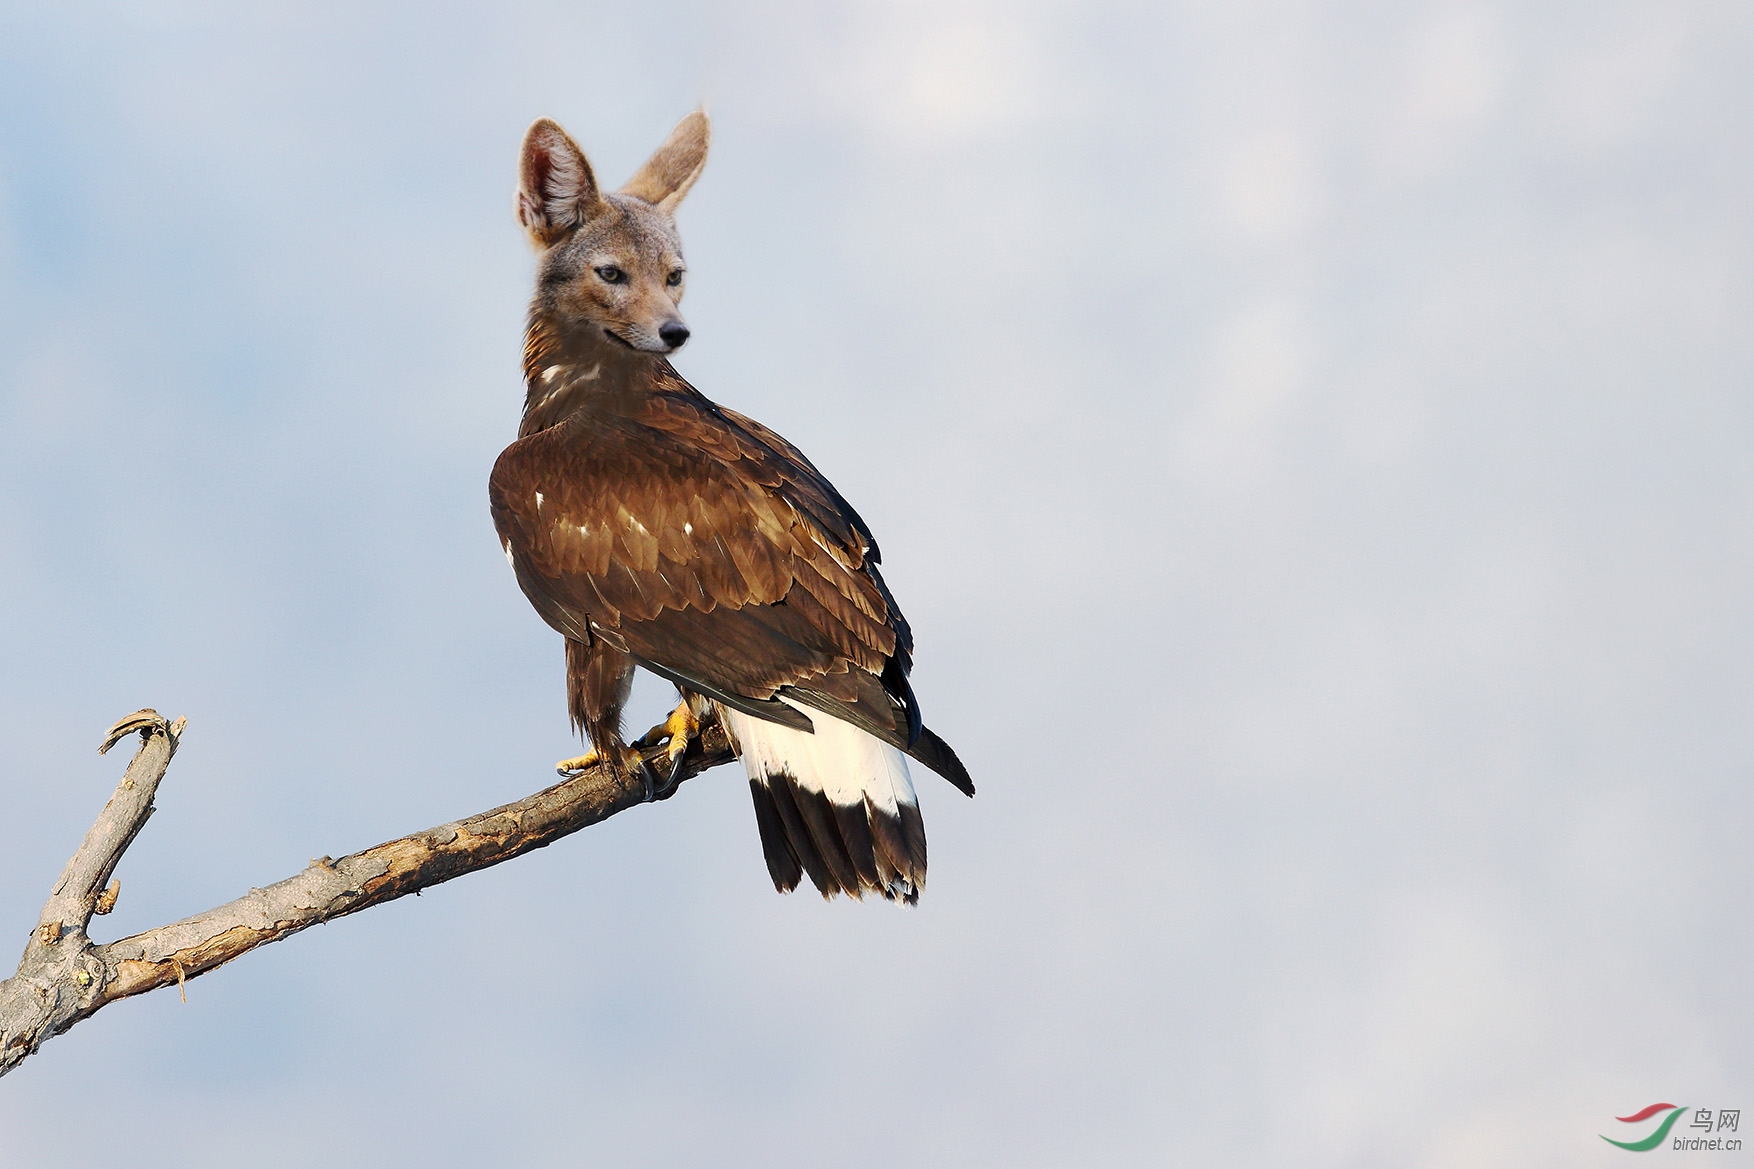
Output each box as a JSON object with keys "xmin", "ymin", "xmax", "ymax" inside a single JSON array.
[
  {"xmin": 662, "ymin": 746, "xmax": 687, "ymax": 793},
  {"xmin": 638, "ymin": 747, "xmax": 687, "ymax": 802},
  {"xmin": 555, "ymin": 748, "xmax": 601, "ymax": 778},
  {"xmin": 636, "ymin": 754, "xmax": 666, "ymax": 802},
  {"xmin": 561, "ymin": 699, "xmax": 697, "ymax": 799},
  {"xmin": 639, "ymin": 701, "xmax": 699, "ymax": 801},
  {"xmin": 555, "ymin": 744, "xmax": 666, "ymax": 799}
]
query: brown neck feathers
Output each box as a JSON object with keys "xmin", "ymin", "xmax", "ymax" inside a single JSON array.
[{"xmin": 518, "ymin": 316, "xmax": 669, "ymax": 437}]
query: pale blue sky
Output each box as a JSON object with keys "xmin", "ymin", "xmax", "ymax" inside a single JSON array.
[{"xmin": 2, "ymin": 3, "xmax": 1750, "ymax": 1165}]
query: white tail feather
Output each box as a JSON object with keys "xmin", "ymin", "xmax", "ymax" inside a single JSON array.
[{"xmin": 720, "ymin": 699, "xmax": 917, "ymax": 814}]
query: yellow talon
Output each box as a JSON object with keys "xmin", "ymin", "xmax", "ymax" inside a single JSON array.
[
  {"xmin": 661, "ymin": 702, "xmax": 698, "ymax": 766},
  {"xmin": 633, "ymin": 701, "xmax": 700, "ymax": 794},
  {"xmin": 555, "ymin": 748, "xmax": 600, "ymax": 777}
]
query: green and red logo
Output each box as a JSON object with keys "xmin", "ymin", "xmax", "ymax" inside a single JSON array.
[{"xmin": 1602, "ymin": 1104, "xmax": 1687, "ymax": 1151}]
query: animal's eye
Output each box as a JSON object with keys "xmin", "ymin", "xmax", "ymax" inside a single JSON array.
[
  {"xmin": 595, "ymin": 266, "xmax": 626, "ymax": 284},
  {"xmin": 666, "ymin": 270, "xmax": 684, "ymax": 287}
]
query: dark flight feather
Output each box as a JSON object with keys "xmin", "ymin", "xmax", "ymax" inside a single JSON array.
[
  {"xmin": 747, "ymin": 779, "xmax": 804, "ymax": 893},
  {"xmin": 760, "ymin": 773, "xmax": 837, "ymax": 896},
  {"xmin": 745, "ymin": 770, "xmax": 923, "ymax": 904}
]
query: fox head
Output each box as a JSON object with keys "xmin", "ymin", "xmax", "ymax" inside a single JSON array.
[{"xmin": 516, "ymin": 112, "xmax": 709, "ymax": 355}]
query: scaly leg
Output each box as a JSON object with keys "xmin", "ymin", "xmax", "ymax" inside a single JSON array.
[
  {"xmin": 635, "ymin": 699, "xmax": 701, "ymax": 797},
  {"xmin": 556, "ymin": 636, "xmax": 662, "ymax": 797},
  {"xmin": 556, "ymin": 739, "xmax": 664, "ymax": 800},
  {"xmin": 554, "ymin": 747, "xmax": 601, "ymax": 776}
]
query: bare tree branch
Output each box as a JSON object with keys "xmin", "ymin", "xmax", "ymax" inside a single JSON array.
[{"xmin": 0, "ymin": 708, "xmax": 734, "ymax": 1079}]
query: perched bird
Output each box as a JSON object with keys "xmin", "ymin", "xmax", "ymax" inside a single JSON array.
[{"xmin": 489, "ymin": 113, "xmax": 973, "ymax": 903}]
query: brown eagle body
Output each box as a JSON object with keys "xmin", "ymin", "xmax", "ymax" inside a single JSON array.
[{"xmin": 490, "ymin": 113, "xmax": 972, "ymax": 903}]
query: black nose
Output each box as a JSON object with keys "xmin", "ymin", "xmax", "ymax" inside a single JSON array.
[{"xmin": 659, "ymin": 322, "xmax": 690, "ymax": 349}]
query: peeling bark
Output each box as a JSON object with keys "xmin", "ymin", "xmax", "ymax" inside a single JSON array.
[{"xmin": 0, "ymin": 708, "xmax": 734, "ymax": 1078}]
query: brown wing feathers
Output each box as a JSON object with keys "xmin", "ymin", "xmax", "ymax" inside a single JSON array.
[{"xmin": 490, "ymin": 372, "xmax": 971, "ymax": 795}]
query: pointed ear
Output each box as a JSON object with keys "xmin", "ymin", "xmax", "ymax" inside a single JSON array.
[
  {"xmin": 516, "ymin": 118, "xmax": 604, "ymax": 247},
  {"xmin": 619, "ymin": 110, "xmax": 710, "ymax": 211}
]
